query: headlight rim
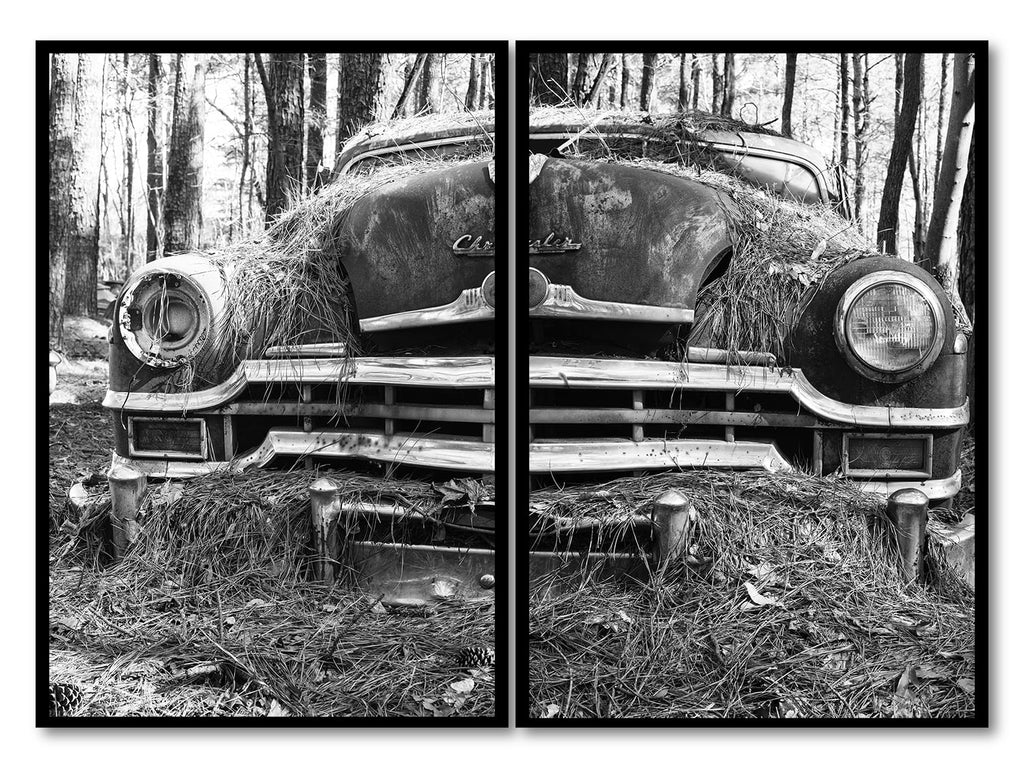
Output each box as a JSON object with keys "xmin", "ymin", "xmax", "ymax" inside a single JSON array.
[
  {"xmin": 118, "ymin": 268, "xmax": 213, "ymax": 369},
  {"xmin": 833, "ymin": 269, "xmax": 946, "ymax": 384}
]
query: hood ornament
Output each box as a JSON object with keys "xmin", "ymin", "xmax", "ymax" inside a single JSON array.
[{"xmin": 529, "ymin": 232, "xmax": 582, "ymax": 255}]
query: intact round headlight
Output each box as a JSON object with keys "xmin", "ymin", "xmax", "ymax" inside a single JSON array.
[
  {"xmin": 834, "ymin": 270, "xmax": 945, "ymax": 382},
  {"xmin": 119, "ymin": 269, "xmax": 212, "ymax": 368}
]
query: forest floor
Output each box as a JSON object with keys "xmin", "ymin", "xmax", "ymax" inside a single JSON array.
[{"xmin": 47, "ymin": 317, "xmax": 495, "ymax": 718}]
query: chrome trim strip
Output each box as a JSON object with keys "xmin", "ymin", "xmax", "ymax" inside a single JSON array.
[
  {"xmin": 856, "ymin": 470, "xmax": 961, "ymax": 501},
  {"xmin": 111, "ymin": 428, "xmax": 494, "ymax": 478},
  {"xmin": 264, "ymin": 342, "xmax": 349, "ymax": 358},
  {"xmin": 530, "ymin": 439, "xmax": 792, "ymax": 474},
  {"xmin": 529, "ymin": 356, "xmax": 970, "ymax": 429},
  {"xmin": 360, "ymin": 287, "xmax": 494, "ymax": 333},
  {"xmin": 530, "ymin": 283, "xmax": 694, "ymax": 324},
  {"xmin": 104, "ymin": 356, "xmax": 495, "ymax": 412},
  {"xmin": 235, "ymin": 429, "xmax": 494, "ymax": 473}
]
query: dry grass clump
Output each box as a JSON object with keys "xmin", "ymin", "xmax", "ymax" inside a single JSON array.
[
  {"xmin": 529, "ymin": 105, "xmax": 783, "ymax": 140},
  {"xmin": 50, "ymin": 469, "xmax": 496, "ymax": 718},
  {"xmin": 203, "ymin": 153, "xmax": 491, "ymax": 378},
  {"xmin": 529, "ymin": 470, "xmax": 975, "ymax": 719}
]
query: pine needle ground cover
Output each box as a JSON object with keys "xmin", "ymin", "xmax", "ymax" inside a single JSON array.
[
  {"xmin": 49, "ymin": 453, "xmax": 496, "ymax": 718},
  {"xmin": 528, "ymin": 470, "xmax": 975, "ymax": 720}
]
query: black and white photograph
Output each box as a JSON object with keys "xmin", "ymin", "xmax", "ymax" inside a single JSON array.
[
  {"xmin": 44, "ymin": 43, "xmax": 505, "ymax": 722},
  {"xmin": 523, "ymin": 44, "xmax": 983, "ymax": 722}
]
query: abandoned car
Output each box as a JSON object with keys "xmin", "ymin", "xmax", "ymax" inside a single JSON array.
[
  {"xmin": 103, "ymin": 113, "xmax": 497, "ymax": 600},
  {"xmin": 527, "ymin": 109, "xmax": 971, "ymax": 570}
]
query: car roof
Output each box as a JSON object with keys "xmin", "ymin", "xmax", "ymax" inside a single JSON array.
[
  {"xmin": 335, "ymin": 110, "xmax": 495, "ymax": 176},
  {"xmin": 528, "ymin": 107, "xmax": 832, "ymax": 182}
]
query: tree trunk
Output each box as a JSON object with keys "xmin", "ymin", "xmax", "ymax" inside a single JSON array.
[
  {"xmin": 584, "ymin": 53, "xmax": 614, "ymax": 107},
  {"xmin": 691, "ymin": 55, "xmax": 701, "ymax": 111},
  {"xmin": 958, "ymin": 133, "xmax": 976, "ymax": 426},
  {"xmin": 839, "ymin": 53, "xmax": 850, "ymax": 187},
  {"xmin": 934, "ymin": 53, "xmax": 950, "ymax": 211},
  {"xmin": 145, "ymin": 54, "xmax": 164, "ymax": 262},
  {"xmin": 50, "ymin": 54, "xmax": 100, "ymax": 342},
  {"xmin": 120, "ymin": 53, "xmax": 135, "ymax": 277},
  {"xmin": 466, "ymin": 54, "xmax": 480, "ymax": 110},
  {"xmin": 639, "ymin": 53, "xmax": 658, "ymax": 111},
  {"xmin": 305, "ymin": 53, "xmax": 327, "ymax": 191},
  {"xmin": 417, "ymin": 53, "xmax": 442, "ymax": 114},
  {"xmin": 711, "ymin": 54, "xmax": 723, "ymax": 114},
  {"xmin": 852, "ymin": 53, "xmax": 868, "ymax": 226},
  {"xmin": 240, "ymin": 54, "xmax": 252, "ymax": 236},
  {"xmin": 907, "ymin": 58, "xmax": 927, "ymax": 261},
  {"xmin": 876, "ymin": 53, "xmax": 923, "ymax": 256},
  {"xmin": 619, "ymin": 54, "xmax": 630, "ymax": 108},
  {"xmin": 61, "ymin": 54, "xmax": 103, "ymax": 318},
  {"xmin": 256, "ymin": 53, "xmax": 304, "ymax": 223},
  {"xmin": 570, "ymin": 53, "xmax": 594, "ymax": 103},
  {"xmin": 923, "ymin": 52, "xmax": 976, "ymax": 325},
  {"xmin": 531, "ymin": 52, "xmax": 568, "ymax": 105},
  {"xmin": 393, "ymin": 54, "xmax": 427, "ymax": 118},
  {"xmin": 336, "ymin": 52, "xmax": 385, "ymax": 159},
  {"xmin": 677, "ymin": 53, "xmax": 691, "ymax": 110},
  {"xmin": 165, "ymin": 53, "xmax": 206, "ymax": 251},
  {"xmin": 721, "ymin": 53, "xmax": 735, "ymax": 117},
  {"xmin": 781, "ymin": 53, "xmax": 797, "ymax": 137}
]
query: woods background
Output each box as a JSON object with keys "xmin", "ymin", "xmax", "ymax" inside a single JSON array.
[{"xmin": 47, "ymin": 51, "xmax": 496, "ymax": 345}]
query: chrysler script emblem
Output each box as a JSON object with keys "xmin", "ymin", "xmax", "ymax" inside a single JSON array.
[
  {"xmin": 529, "ymin": 232, "xmax": 582, "ymax": 255},
  {"xmin": 452, "ymin": 234, "xmax": 495, "ymax": 257}
]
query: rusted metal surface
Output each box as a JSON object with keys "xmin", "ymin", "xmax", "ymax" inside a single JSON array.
[
  {"xmin": 104, "ymin": 355, "xmax": 495, "ymax": 411},
  {"xmin": 337, "ymin": 162, "xmax": 494, "ymax": 324},
  {"xmin": 348, "ymin": 542, "xmax": 495, "ymax": 607},
  {"xmin": 528, "ymin": 158, "xmax": 732, "ymax": 312}
]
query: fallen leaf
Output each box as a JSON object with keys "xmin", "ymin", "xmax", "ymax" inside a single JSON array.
[
  {"xmin": 540, "ymin": 703, "xmax": 560, "ymax": 719},
  {"xmin": 956, "ymin": 678, "xmax": 976, "ymax": 694},
  {"xmin": 450, "ymin": 678, "xmax": 475, "ymax": 694},
  {"xmin": 652, "ymin": 688, "xmax": 669, "ymax": 699},
  {"xmin": 743, "ymin": 581, "xmax": 780, "ymax": 607},
  {"xmin": 244, "ymin": 599, "xmax": 269, "ymax": 610},
  {"xmin": 266, "ymin": 699, "xmax": 290, "ymax": 717}
]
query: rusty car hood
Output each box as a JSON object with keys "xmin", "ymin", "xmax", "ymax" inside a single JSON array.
[
  {"xmin": 335, "ymin": 160, "xmax": 495, "ymax": 323},
  {"xmin": 528, "ymin": 157, "xmax": 733, "ymax": 312}
]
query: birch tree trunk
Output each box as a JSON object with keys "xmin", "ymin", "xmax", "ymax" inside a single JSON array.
[
  {"xmin": 165, "ymin": 53, "xmax": 206, "ymax": 251},
  {"xmin": 923, "ymin": 52, "xmax": 975, "ymax": 329},
  {"xmin": 711, "ymin": 54, "xmax": 723, "ymax": 114},
  {"xmin": 691, "ymin": 55, "xmax": 701, "ymax": 111},
  {"xmin": 145, "ymin": 54, "xmax": 164, "ymax": 263},
  {"xmin": 852, "ymin": 53, "xmax": 869, "ymax": 226},
  {"xmin": 934, "ymin": 53, "xmax": 950, "ymax": 201},
  {"xmin": 120, "ymin": 53, "xmax": 135, "ymax": 276},
  {"xmin": 839, "ymin": 53, "xmax": 850, "ymax": 188},
  {"xmin": 876, "ymin": 53, "xmax": 923, "ymax": 256},
  {"xmin": 62, "ymin": 54, "xmax": 103, "ymax": 317}
]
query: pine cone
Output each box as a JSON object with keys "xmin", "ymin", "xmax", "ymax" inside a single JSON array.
[
  {"xmin": 454, "ymin": 645, "xmax": 495, "ymax": 669},
  {"xmin": 49, "ymin": 682, "xmax": 84, "ymax": 717}
]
